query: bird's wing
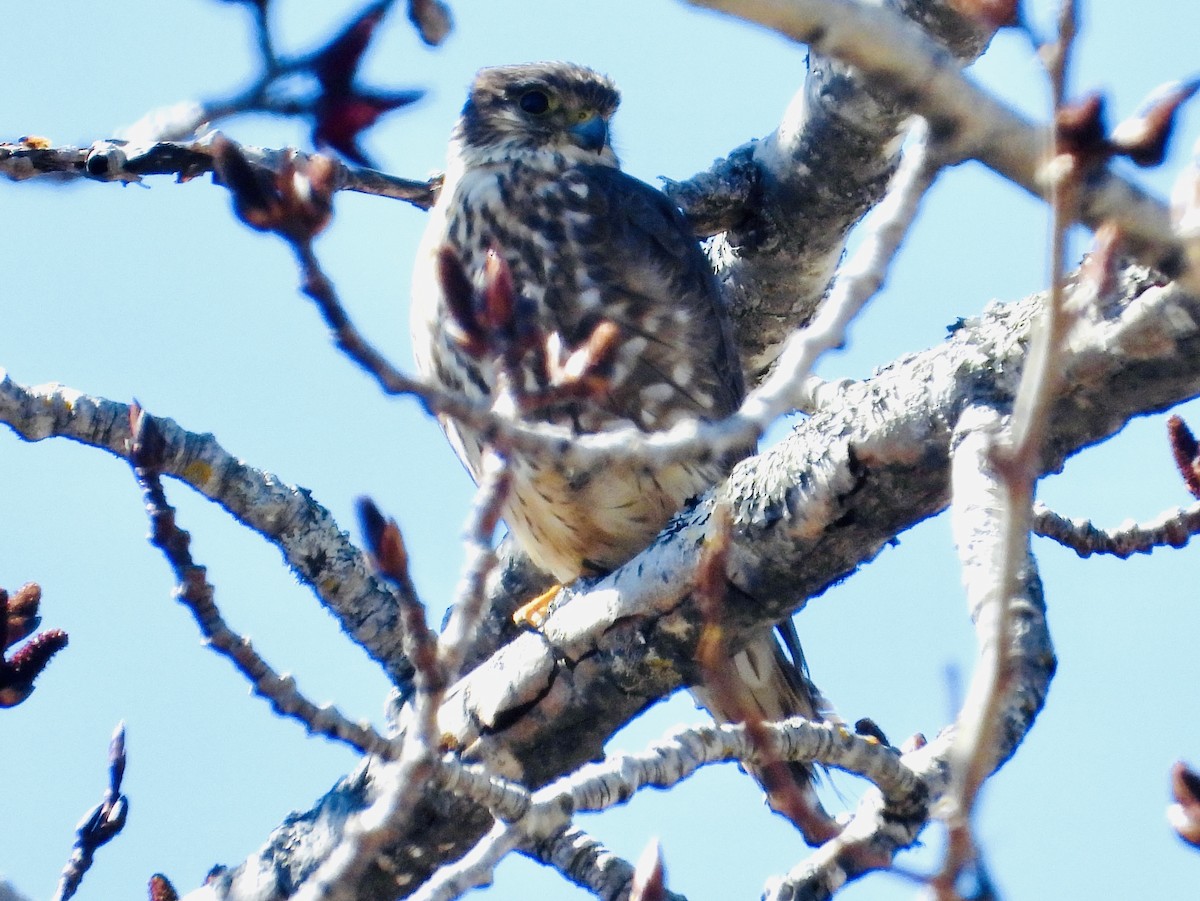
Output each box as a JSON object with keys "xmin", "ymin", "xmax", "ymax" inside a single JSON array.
[{"xmin": 555, "ymin": 164, "xmax": 746, "ymax": 429}]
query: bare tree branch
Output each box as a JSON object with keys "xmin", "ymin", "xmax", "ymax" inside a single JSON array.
[
  {"xmin": 525, "ymin": 828, "xmax": 688, "ymax": 901},
  {"xmin": 1033, "ymin": 500, "xmax": 1200, "ymax": 556},
  {"xmin": 681, "ymin": 0, "xmax": 1184, "ymax": 382},
  {"xmin": 53, "ymin": 723, "xmax": 129, "ymax": 901},
  {"xmin": 669, "ymin": 0, "xmax": 995, "ymax": 380},
  {"xmin": 0, "ymin": 372, "xmax": 416, "ymax": 689},
  {"xmin": 0, "ymin": 135, "xmax": 439, "ymax": 207},
  {"xmin": 186, "ymin": 262, "xmax": 1200, "ymax": 899},
  {"xmin": 129, "ymin": 406, "xmax": 394, "ymax": 757}
]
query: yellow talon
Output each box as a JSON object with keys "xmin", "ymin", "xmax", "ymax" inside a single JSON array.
[{"xmin": 513, "ymin": 585, "xmax": 563, "ymax": 629}]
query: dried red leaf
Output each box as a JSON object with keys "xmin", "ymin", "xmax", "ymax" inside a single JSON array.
[
  {"xmin": 312, "ymin": 90, "xmax": 422, "ymax": 167},
  {"xmin": 312, "ymin": 1, "xmax": 389, "ymax": 92},
  {"xmin": 1167, "ymin": 415, "xmax": 1200, "ymax": 498}
]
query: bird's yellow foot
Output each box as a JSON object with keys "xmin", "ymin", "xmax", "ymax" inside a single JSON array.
[{"xmin": 513, "ymin": 585, "xmax": 563, "ymax": 629}]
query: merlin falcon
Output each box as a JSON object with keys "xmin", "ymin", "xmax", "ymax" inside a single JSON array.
[{"xmin": 411, "ymin": 62, "xmax": 830, "ymax": 829}]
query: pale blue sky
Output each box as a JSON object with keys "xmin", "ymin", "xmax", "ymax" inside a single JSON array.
[{"xmin": 3, "ymin": 2, "xmax": 1200, "ymax": 900}]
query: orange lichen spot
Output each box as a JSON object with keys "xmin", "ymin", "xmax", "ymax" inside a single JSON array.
[
  {"xmin": 19, "ymin": 135, "xmax": 52, "ymax": 149},
  {"xmin": 182, "ymin": 460, "xmax": 213, "ymax": 485}
]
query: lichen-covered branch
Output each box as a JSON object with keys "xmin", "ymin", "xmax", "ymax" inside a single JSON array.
[
  {"xmin": 411, "ymin": 718, "xmax": 924, "ymax": 901},
  {"xmin": 0, "ymin": 372, "xmax": 415, "ymax": 689},
  {"xmin": 187, "ymin": 262, "xmax": 1200, "ymax": 899},
  {"xmin": 129, "ymin": 407, "xmax": 395, "ymax": 757},
  {"xmin": 677, "ymin": 0, "xmax": 1183, "ymax": 380},
  {"xmin": 1033, "ymin": 500, "xmax": 1200, "ymax": 556},
  {"xmin": 0, "ymin": 135, "xmax": 440, "ymax": 208}
]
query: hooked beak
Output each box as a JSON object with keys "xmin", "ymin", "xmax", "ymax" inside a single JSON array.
[{"xmin": 568, "ymin": 114, "xmax": 609, "ymax": 153}]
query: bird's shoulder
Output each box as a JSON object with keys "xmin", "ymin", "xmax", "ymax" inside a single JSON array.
[{"xmin": 567, "ymin": 163, "xmax": 699, "ymax": 258}]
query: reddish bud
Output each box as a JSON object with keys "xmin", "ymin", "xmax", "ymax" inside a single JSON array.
[
  {"xmin": 436, "ymin": 247, "xmax": 488, "ymax": 356},
  {"xmin": 213, "ymin": 137, "xmax": 335, "ymax": 243},
  {"xmin": 1170, "ymin": 761, "xmax": 1200, "ymax": 849},
  {"xmin": 1111, "ymin": 79, "xmax": 1200, "ymax": 168},
  {"xmin": 109, "ymin": 721, "xmax": 128, "ymax": 795},
  {"xmin": 0, "ymin": 627, "xmax": 69, "ymax": 707},
  {"xmin": 482, "ymin": 249, "xmax": 522, "ymax": 342},
  {"xmin": 4, "ymin": 582, "xmax": 43, "ymax": 646},
  {"xmin": 1079, "ymin": 221, "xmax": 1124, "ymax": 301},
  {"xmin": 629, "ymin": 839, "xmax": 667, "ymax": 901},
  {"xmin": 312, "ymin": 90, "xmax": 422, "ymax": 167},
  {"xmin": 854, "ymin": 717, "xmax": 890, "ymax": 745},
  {"xmin": 1055, "ymin": 93, "xmax": 1111, "ymax": 165},
  {"xmin": 356, "ymin": 497, "xmax": 410, "ymax": 583},
  {"xmin": 408, "ymin": 0, "xmax": 453, "ymax": 46},
  {"xmin": 947, "ymin": 0, "xmax": 1019, "ymax": 29},
  {"xmin": 148, "ymin": 874, "xmax": 180, "ymax": 901},
  {"xmin": 312, "ymin": 2, "xmax": 388, "ymax": 92},
  {"xmin": 551, "ymin": 320, "xmax": 621, "ymax": 399},
  {"xmin": 212, "ymin": 136, "xmax": 280, "ymax": 232},
  {"xmin": 1167, "ymin": 415, "xmax": 1200, "ymax": 499}
]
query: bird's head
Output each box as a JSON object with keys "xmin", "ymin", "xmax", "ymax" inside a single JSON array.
[{"xmin": 454, "ymin": 62, "xmax": 620, "ymax": 166}]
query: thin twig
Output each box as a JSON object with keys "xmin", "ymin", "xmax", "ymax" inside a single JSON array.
[
  {"xmin": 1033, "ymin": 500, "xmax": 1200, "ymax": 557},
  {"xmin": 128, "ymin": 405, "xmax": 394, "ymax": 758},
  {"xmin": 437, "ymin": 449, "xmax": 513, "ymax": 682},
  {"xmin": 0, "ymin": 373, "xmax": 416, "ymax": 688},
  {"xmin": 53, "ymin": 723, "xmax": 129, "ymax": 901},
  {"xmin": 694, "ymin": 500, "xmax": 837, "ymax": 843},
  {"xmin": 0, "ymin": 136, "xmax": 440, "ymax": 208},
  {"xmin": 684, "ymin": 0, "xmax": 1183, "ymax": 276},
  {"xmin": 937, "ymin": 4, "xmax": 1081, "ymax": 891},
  {"xmin": 525, "ymin": 827, "xmax": 689, "ymax": 901},
  {"xmin": 416, "ymin": 717, "xmax": 926, "ymax": 901}
]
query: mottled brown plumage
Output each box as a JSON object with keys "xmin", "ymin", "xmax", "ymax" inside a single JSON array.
[
  {"xmin": 411, "ymin": 62, "xmax": 831, "ymax": 833},
  {"xmin": 412, "ymin": 62, "xmax": 745, "ymax": 581}
]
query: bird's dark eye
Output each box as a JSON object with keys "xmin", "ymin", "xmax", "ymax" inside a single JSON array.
[{"xmin": 519, "ymin": 90, "xmax": 551, "ymax": 115}]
